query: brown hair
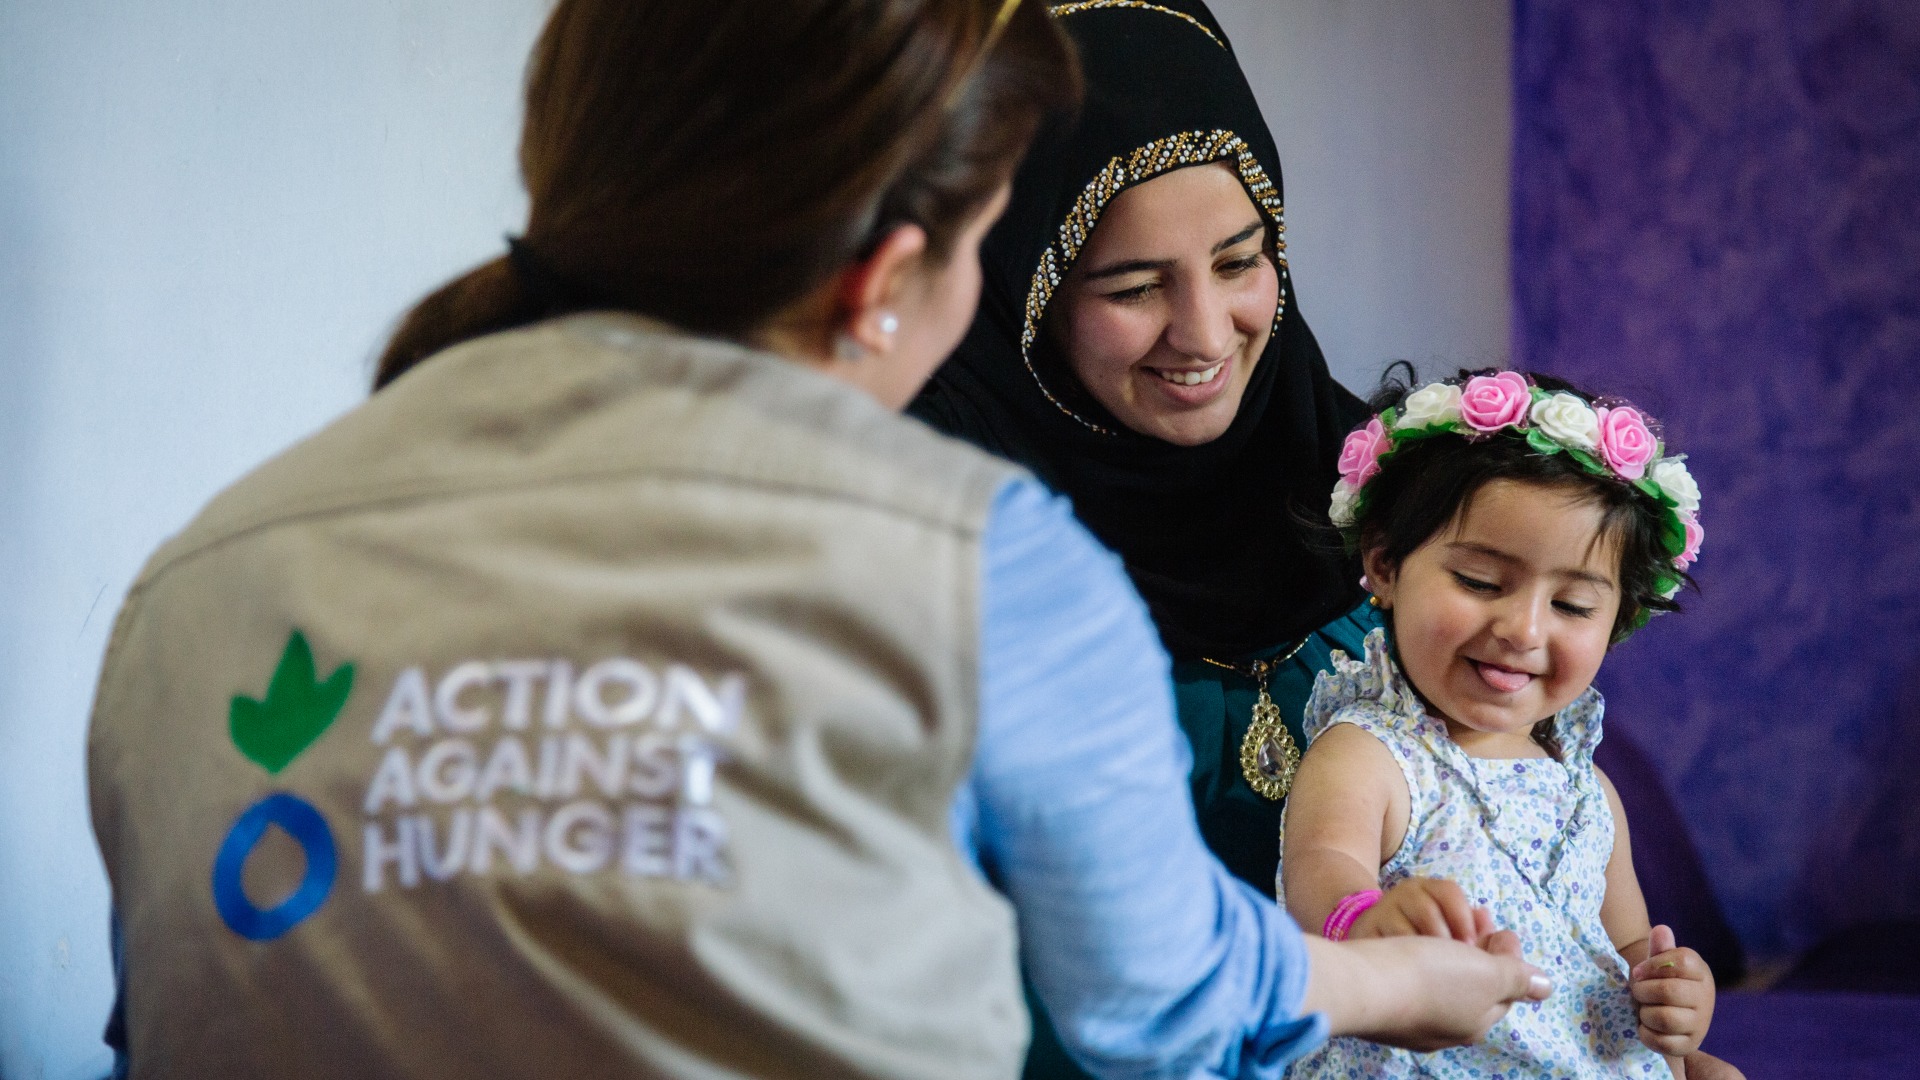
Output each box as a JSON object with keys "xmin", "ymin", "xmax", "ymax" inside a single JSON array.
[{"xmin": 375, "ymin": 0, "xmax": 1079, "ymax": 389}]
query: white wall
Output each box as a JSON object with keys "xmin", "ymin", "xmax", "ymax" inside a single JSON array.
[
  {"xmin": 0, "ymin": 3, "xmax": 546, "ymax": 1076},
  {"xmin": 0, "ymin": 2, "xmax": 1507, "ymax": 1074},
  {"xmin": 1212, "ymin": 0, "xmax": 1512, "ymax": 393}
]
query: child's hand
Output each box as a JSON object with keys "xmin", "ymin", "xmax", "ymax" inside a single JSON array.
[
  {"xmin": 1629, "ymin": 924, "xmax": 1716, "ymax": 1058},
  {"xmin": 1350, "ymin": 876, "xmax": 1493, "ymax": 943}
]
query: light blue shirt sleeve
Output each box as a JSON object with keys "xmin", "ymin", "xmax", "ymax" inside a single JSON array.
[{"xmin": 953, "ymin": 476, "xmax": 1330, "ymax": 1079}]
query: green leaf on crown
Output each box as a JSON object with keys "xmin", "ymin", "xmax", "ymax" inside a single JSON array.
[
  {"xmin": 1634, "ymin": 477, "xmax": 1678, "ymax": 508},
  {"xmin": 1388, "ymin": 422, "xmax": 1456, "ymax": 445},
  {"xmin": 1567, "ymin": 447, "xmax": 1605, "ymax": 474},
  {"xmin": 1624, "ymin": 607, "xmax": 1655, "ymax": 635},
  {"xmin": 1658, "ymin": 511, "xmax": 1688, "ymax": 557}
]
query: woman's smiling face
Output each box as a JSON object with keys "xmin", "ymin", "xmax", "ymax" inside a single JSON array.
[{"xmin": 1048, "ymin": 162, "xmax": 1279, "ymax": 446}]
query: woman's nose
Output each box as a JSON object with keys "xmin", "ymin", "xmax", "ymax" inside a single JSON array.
[{"xmin": 1164, "ymin": 277, "xmax": 1236, "ymax": 362}]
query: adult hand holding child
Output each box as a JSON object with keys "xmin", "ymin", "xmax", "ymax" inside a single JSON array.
[
  {"xmin": 1303, "ymin": 924, "xmax": 1553, "ymax": 1052},
  {"xmin": 1287, "ymin": 855, "xmax": 1555, "ymax": 1052}
]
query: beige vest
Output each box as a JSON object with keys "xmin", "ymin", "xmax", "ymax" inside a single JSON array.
[{"xmin": 89, "ymin": 314, "xmax": 1027, "ymax": 1079}]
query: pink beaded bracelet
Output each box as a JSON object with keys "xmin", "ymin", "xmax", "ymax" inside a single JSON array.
[{"xmin": 1322, "ymin": 889, "xmax": 1383, "ymax": 941}]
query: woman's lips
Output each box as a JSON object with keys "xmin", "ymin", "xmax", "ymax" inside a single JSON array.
[
  {"xmin": 1154, "ymin": 362, "xmax": 1223, "ymax": 386},
  {"xmin": 1143, "ymin": 358, "xmax": 1229, "ymax": 405},
  {"xmin": 1471, "ymin": 660, "xmax": 1535, "ymax": 694}
]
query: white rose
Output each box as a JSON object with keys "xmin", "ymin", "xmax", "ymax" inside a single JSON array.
[
  {"xmin": 1529, "ymin": 392, "xmax": 1600, "ymax": 451},
  {"xmin": 1395, "ymin": 383, "xmax": 1463, "ymax": 430},
  {"xmin": 1649, "ymin": 458, "xmax": 1700, "ymax": 516},
  {"xmin": 1329, "ymin": 479, "xmax": 1360, "ymax": 528}
]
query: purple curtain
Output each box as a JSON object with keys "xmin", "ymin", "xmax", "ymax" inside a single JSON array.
[{"xmin": 1512, "ymin": 0, "xmax": 1920, "ymax": 964}]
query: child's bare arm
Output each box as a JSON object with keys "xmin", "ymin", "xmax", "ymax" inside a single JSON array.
[
  {"xmin": 1597, "ymin": 767, "xmax": 1654, "ymax": 957},
  {"xmin": 1281, "ymin": 724, "xmax": 1408, "ymax": 931},
  {"xmin": 1595, "ymin": 769, "xmax": 1718, "ymax": 1075},
  {"xmin": 1283, "ymin": 722, "xmax": 1483, "ymax": 944},
  {"xmin": 1283, "ymin": 725, "xmax": 1487, "ymax": 942}
]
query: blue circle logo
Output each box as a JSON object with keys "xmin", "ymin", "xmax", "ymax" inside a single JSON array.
[{"xmin": 211, "ymin": 793, "xmax": 337, "ymax": 941}]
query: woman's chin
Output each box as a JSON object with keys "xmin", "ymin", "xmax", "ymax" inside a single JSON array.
[{"xmin": 1144, "ymin": 416, "xmax": 1233, "ymax": 446}]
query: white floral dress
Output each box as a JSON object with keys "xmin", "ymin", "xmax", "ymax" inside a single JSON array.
[{"xmin": 1280, "ymin": 629, "xmax": 1668, "ymax": 1079}]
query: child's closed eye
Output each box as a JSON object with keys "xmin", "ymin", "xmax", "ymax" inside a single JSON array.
[
  {"xmin": 1450, "ymin": 572, "xmax": 1499, "ymax": 595},
  {"xmin": 1553, "ymin": 600, "xmax": 1597, "ymax": 619}
]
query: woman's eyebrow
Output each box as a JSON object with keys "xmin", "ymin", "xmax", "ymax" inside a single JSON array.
[
  {"xmin": 1079, "ymin": 220, "xmax": 1267, "ymax": 281},
  {"xmin": 1211, "ymin": 220, "xmax": 1264, "ymax": 254},
  {"xmin": 1082, "ymin": 257, "xmax": 1170, "ymax": 281}
]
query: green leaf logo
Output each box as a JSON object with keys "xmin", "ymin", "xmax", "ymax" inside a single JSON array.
[{"xmin": 230, "ymin": 631, "xmax": 354, "ymax": 774}]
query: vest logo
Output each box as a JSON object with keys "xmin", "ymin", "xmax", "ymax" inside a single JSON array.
[
  {"xmin": 212, "ymin": 633, "xmax": 742, "ymax": 941},
  {"xmin": 212, "ymin": 631, "xmax": 352, "ymax": 941}
]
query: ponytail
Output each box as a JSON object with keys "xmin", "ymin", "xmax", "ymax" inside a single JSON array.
[{"xmin": 374, "ymin": 256, "xmax": 540, "ymax": 389}]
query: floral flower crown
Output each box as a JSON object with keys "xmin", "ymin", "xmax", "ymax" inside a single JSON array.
[{"xmin": 1330, "ymin": 371, "xmax": 1703, "ymax": 607}]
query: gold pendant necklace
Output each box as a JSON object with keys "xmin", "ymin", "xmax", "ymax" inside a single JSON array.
[{"xmin": 1204, "ymin": 636, "xmax": 1309, "ymax": 801}]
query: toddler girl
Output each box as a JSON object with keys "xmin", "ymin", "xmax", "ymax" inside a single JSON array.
[{"xmin": 1279, "ymin": 371, "xmax": 1724, "ymax": 1079}]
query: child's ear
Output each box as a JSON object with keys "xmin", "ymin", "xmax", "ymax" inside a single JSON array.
[{"xmin": 1362, "ymin": 547, "xmax": 1396, "ymax": 610}]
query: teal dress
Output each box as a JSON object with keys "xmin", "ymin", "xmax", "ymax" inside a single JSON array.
[
  {"xmin": 1172, "ymin": 602, "xmax": 1383, "ymax": 894},
  {"xmin": 1021, "ymin": 601, "xmax": 1384, "ymax": 1079}
]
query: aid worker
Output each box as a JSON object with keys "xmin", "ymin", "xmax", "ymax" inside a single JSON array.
[{"xmin": 88, "ymin": 1, "xmax": 1551, "ymax": 1076}]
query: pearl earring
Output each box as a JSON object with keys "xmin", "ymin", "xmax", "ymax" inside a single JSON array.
[{"xmin": 836, "ymin": 313, "xmax": 898, "ymax": 363}]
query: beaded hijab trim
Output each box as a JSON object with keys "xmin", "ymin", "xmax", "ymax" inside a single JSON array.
[
  {"xmin": 1329, "ymin": 372, "xmax": 1704, "ymax": 617},
  {"xmin": 1050, "ymin": 1, "xmax": 1226, "ymax": 49}
]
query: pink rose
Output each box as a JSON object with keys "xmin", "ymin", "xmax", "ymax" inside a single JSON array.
[
  {"xmin": 1458, "ymin": 371, "xmax": 1532, "ymax": 432},
  {"xmin": 1595, "ymin": 405, "xmax": 1658, "ymax": 480},
  {"xmin": 1337, "ymin": 418, "xmax": 1389, "ymax": 486},
  {"xmin": 1676, "ymin": 513, "xmax": 1704, "ymax": 570}
]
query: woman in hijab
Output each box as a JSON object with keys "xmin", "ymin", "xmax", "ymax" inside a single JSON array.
[
  {"xmin": 912, "ymin": 4, "xmax": 1385, "ymax": 1074},
  {"xmin": 89, "ymin": 1, "xmax": 1546, "ymax": 1077},
  {"xmin": 917, "ymin": 0, "xmax": 1365, "ymax": 904}
]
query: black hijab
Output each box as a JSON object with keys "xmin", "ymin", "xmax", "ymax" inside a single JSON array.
[{"xmin": 912, "ymin": 0, "xmax": 1367, "ymax": 661}]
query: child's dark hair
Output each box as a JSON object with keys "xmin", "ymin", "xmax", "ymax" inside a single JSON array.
[{"xmin": 1357, "ymin": 367, "xmax": 1690, "ymax": 646}]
